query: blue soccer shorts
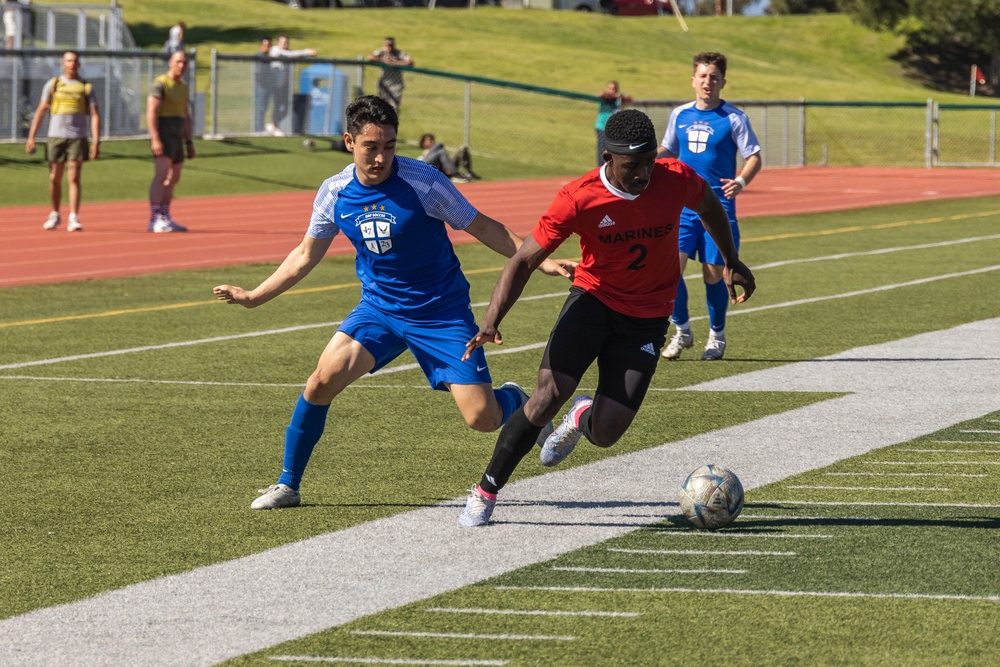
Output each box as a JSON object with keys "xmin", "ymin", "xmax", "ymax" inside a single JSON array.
[
  {"xmin": 677, "ymin": 209, "xmax": 741, "ymax": 267},
  {"xmin": 338, "ymin": 300, "xmax": 492, "ymax": 391}
]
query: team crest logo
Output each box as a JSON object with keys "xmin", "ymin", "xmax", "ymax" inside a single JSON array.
[
  {"xmin": 356, "ymin": 206, "xmax": 397, "ymax": 255},
  {"xmin": 686, "ymin": 122, "xmax": 713, "ymax": 154}
]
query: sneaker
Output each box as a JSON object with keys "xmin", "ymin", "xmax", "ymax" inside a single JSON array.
[
  {"xmin": 42, "ymin": 212, "xmax": 61, "ymax": 230},
  {"xmin": 67, "ymin": 215, "xmax": 83, "ymax": 232},
  {"xmin": 500, "ymin": 382, "xmax": 554, "ymax": 445},
  {"xmin": 661, "ymin": 328, "xmax": 694, "ymax": 360},
  {"xmin": 150, "ymin": 216, "xmax": 188, "ymax": 233},
  {"xmin": 264, "ymin": 122, "xmax": 276, "ymax": 134},
  {"xmin": 540, "ymin": 395, "xmax": 593, "ymax": 467},
  {"xmin": 272, "ymin": 127, "xmax": 286, "ymax": 137},
  {"xmin": 458, "ymin": 485, "xmax": 496, "ymax": 527},
  {"xmin": 701, "ymin": 333, "xmax": 727, "ymax": 361},
  {"xmin": 250, "ymin": 483, "xmax": 301, "ymax": 510}
]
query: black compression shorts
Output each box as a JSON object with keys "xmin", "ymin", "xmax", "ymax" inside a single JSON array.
[{"xmin": 539, "ymin": 287, "xmax": 669, "ymax": 412}]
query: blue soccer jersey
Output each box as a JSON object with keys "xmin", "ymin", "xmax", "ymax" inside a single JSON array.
[
  {"xmin": 661, "ymin": 100, "xmax": 760, "ymax": 220},
  {"xmin": 308, "ymin": 156, "xmax": 479, "ymax": 317}
]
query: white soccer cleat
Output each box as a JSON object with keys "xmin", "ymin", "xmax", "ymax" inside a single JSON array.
[
  {"xmin": 540, "ymin": 395, "xmax": 593, "ymax": 467},
  {"xmin": 150, "ymin": 216, "xmax": 188, "ymax": 233},
  {"xmin": 701, "ymin": 333, "xmax": 727, "ymax": 361},
  {"xmin": 661, "ymin": 328, "xmax": 694, "ymax": 360},
  {"xmin": 500, "ymin": 381, "xmax": 554, "ymax": 445},
  {"xmin": 250, "ymin": 483, "xmax": 301, "ymax": 510},
  {"xmin": 458, "ymin": 485, "xmax": 496, "ymax": 527},
  {"xmin": 42, "ymin": 212, "xmax": 61, "ymax": 230},
  {"xmin": 67, "ymin": 215, "xmax": 83, "ymax": 232}
]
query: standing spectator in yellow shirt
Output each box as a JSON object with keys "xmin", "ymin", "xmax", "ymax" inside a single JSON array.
[{"xmin": 25, "ymin": 50, "xmax": 101, "ymax": 232}]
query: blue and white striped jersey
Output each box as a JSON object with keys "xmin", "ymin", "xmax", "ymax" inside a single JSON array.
[{"xmin": 309, "ymin": 156, "xmax": 479, "ymax": 316}]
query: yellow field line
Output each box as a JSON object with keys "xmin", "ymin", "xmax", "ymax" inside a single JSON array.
[
  {"xmin": 4, "ymin": 209, "xmax": 997, "ymax": 330},
  {"xmin": 743, "ymin": 210, "xmax": 1000, "ymax": 243}
]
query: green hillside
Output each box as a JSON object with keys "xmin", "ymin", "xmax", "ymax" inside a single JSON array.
[{"xmin": 48, "ymin": 0, "xmax": 976, "ymax": 103}]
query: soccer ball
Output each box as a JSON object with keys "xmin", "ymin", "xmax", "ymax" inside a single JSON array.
[{"xmin": 678, "ymin": 464, "xmax": 744, "ymax": 530}]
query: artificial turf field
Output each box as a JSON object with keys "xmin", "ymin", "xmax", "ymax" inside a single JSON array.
[{"xmin": 1, "ymin": 193, "xmax": 999, "ymax": 664}]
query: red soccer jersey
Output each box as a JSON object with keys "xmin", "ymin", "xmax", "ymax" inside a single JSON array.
[{"xmin": 532, "ymin": 158, "xmax": 707, "ymax": 318}]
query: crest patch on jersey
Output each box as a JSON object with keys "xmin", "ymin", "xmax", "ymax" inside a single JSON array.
[{"xmin": 356, "ymin": 207, "xmax": 398, "ymax": 255}]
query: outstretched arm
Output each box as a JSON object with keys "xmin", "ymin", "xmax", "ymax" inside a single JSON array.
[
  {"xmin": 691, "ymin": 185, "xmax": 756, "ymax": 304},
  {"xmin": 463, "ymin": 235, "xmax": 550, "ymax": 361},
  {"xmin": 463, "ymin": 212, "xmax": 575, "ymax": 279},
  {"xmin": 213, "ymin": 233, "xmax": 333, "ymax": 308}
]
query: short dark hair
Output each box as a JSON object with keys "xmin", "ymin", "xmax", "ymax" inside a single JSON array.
[
  {"xmin": 346, "ymin": 95, "xmax": 399, "ymax": 135},
  {"xmin": 604, "ymin": 109, "xmax": 657, "ymax": 153},
  {"xmin": 419, "ymin": 133, "xmax": 435, "ymax": 147},
  {"xmin": 693, "ymin": 52, "xmax": 727, "ymax": 78}
]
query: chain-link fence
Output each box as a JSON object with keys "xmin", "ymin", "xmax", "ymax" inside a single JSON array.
[
  {"xmin": 2, "ymin": 1, "xmax": 134, "ymax": 50},
  {"xmin": 0, "ymin": 49, "xmax": 196, "ymax": 140},
  {"xmin": 206, "ymin": 53, "xmax": 599, "ymax": 174},
  {"xmin": 4, "ymin": 43, "xmax": 1000, "ymax": 171}
]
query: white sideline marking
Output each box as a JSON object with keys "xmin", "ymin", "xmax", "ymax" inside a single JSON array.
[
  {"xmin": 825, "ymin": 472, "xmax": 986, "ymax": 478},
  {"xmin": 655, "ymin": 531, "xmax": 832, "ymax": 538},
  {"xmin": 271, "ymin": 657, "xmax": 506, "ymax": 666},
  {"xmin": 755, "ymin": 500, "xmax": 1000, "ymax": 509},
  {"xmin": 872, "ymin": 461, "xmax": 1000, "ymax": 466},
  {"xmin": 4, "ymin": 319, "xmax": 1000, "ymax": 665},
  {"xmin": 6, "ymin": 265, "xmax": 999, "ymax": 374},
  {"xmin": 492, "ymin": 586, "xmax": 1000, "ymax": 603},
  {"xmin": 786, "ymin": 485, "xmax": 951, "ymax": 491},
  {"xmin": 350, "ymin": 630, "xmax": 576, "ymax": 641},
  {"xmin": 608, "ymin": 548, "xmax": 797, "ymax": 557},
  {"xmin": 425, "ymin": 608, "xmax": 640, "ymax": 618},
  {"xmin": 961, "ymin": 429, "xmax": 1000, "ymax": 434},
  {"xmin": 551, "ymin": 567, "xmax": 747, "ymax": 574}
]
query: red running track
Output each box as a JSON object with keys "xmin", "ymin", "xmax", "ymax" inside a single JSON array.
[{"xmin": 2, "ymin": 167, "xmax": 1000, "ymax": 288}]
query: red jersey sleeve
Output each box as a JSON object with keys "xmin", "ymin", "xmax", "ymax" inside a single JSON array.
[{"xmin": 532, "ymin": 186, "xmax": 579, "ymax": 253}]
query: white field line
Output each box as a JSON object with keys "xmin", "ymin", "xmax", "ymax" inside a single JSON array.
[
  {"xmin": 753, "ymin": 500, "xmax": 1000, "ymax": 508},
  {"xmin": 749, "ymin": 233, "xmax": 1000, "ymax": 270},
  {"xmin": 825, "ymin": 472, "xmax": 986, "ymax": 478},
  {"xmin": 786, "ymin": 485, "xmax": 951, "ymax": 491},
  {"xmin": 608, "ymin": 548, "xmax": 796, "ymax": 557},
  {"xmin": 736, "ymin": 515, "xmax": 880, "ymax": 521},
  {"xmin": 550, "ymin": 567, "xmax": 747, "ymax": 574},
  {"xmin": 654, "ymin": 531, "xmax": 832, "ymax": 538},
  {"xmin": 350, "ymin": 630, "xmax": 576, "ymax": 642},
  {"xmin": 871, "ymin": 461, "xmax": 1000, "ymax": 466},
  {"xmin": 6, "ymin": 263, "xmax": 1000, "ymax": 374},
  {"xmin": 961, "ymin": 430, "xmax": 1000, "ymax": 434},
  {"xmin": 271, "ymin": 657, "xmax": 507, "ymax": 666},
  {"xmin": 932, "ymin": 440, "xmax": 1000, "ymax": 444},
  {"xmin": 492, "ymin": 586, "xmax": 1000, "ymax": 603},
  {"xmin": 899, "ymin": 448, "xmax": 1000, "ymax": 453},
  {"xmin": 424, "ymin": 608, "xmax": 641, "ymax": 618}
]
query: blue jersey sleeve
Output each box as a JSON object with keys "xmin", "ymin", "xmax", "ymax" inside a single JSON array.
[
  {"xmin": 308, "ymin": 164, "xmax": 354, "ymax": 239},
  {"xmin": 396, "ymin": 157, "xmax": 478, "ymax": 230}
]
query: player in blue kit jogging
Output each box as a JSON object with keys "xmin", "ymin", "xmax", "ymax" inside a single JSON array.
[
  {"xmin": 658, "ymin": 52, "xmax": 761, "ymax": 361},
  {"xmin": 213, "ymin": 95, "xmax": 575, "ymax": 510}
]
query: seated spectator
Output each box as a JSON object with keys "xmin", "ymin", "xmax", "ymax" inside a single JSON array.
[{"xmin": 418, "ymin": 133, "xmax": 480, "ymax": 182}]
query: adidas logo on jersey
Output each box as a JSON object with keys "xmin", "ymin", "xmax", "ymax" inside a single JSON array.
[
  {"xmin": 640, "ymin": 342, "xmax": 657, "ymax": 356},
  {"xmin": 598, "ymin": 215, "xmax": 616, "ymax": 228}
]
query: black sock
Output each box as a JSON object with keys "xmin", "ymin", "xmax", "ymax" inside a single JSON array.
[{"xmin": 479, "ymin": 409, "xmax": 542, "ymax": 495}]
